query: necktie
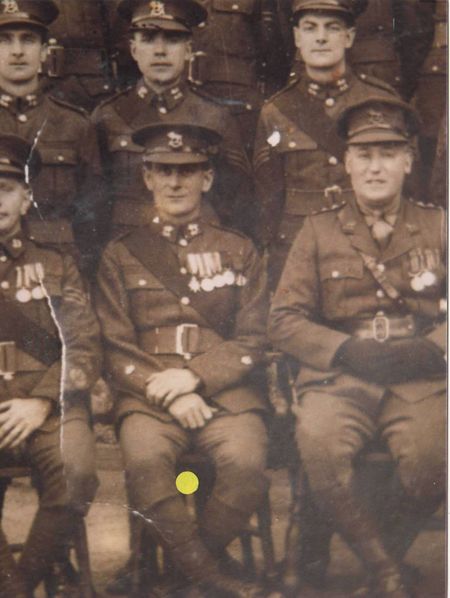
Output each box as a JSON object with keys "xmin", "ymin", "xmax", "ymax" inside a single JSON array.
[{"xmin": 370, "ymin": 211, "xmax": 394, "ymax": 250}]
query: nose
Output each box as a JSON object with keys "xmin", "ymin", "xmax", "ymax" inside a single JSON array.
[
  {"xmin": 368, "ymin": 153, "xmax": 382, "ymax": 173},
  {"xmin": 11, "ymin": 38, "xmax": 24, "ymax": 56},
  {"xmin": 153, "ymin": 33, "xmax": 168, "ymax": 55},
  {"xmin": 167, "ymin": 169, "xmax": 182, "ymax": 187},
  {"xmin": 315, "ymin": 24, "xmax": 329, "ymax": 44}
]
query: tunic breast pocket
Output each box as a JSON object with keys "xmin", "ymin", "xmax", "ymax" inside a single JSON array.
[
  {"xmin": 124, "ymin": 271, "xmax": 167, "ymax": 327},
  {"xmin": 36, "ymin": 147, "xmax": 79, "ymax": 209},
  {"xmin": 319, "ymin": 259, "xmax": 364, "ymax": 319},
  {"xmin": 107, "ymin": 134, "xmax": 144, "ymax": 186}
]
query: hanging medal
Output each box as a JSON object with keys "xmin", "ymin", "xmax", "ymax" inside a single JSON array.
[
  {"xmin": 187, "ymin": 254, "xmax": 201, "ymax": 293},
  {"xmin": 15, "ymin": 266, "xmax": 31, "ymax": 303},
  {"xmin": 31, "ymin": 262, "xmax": 45, "ymax": 300}
]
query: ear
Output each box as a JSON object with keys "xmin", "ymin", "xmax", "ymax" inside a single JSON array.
[
  {"xmin": 201, "ymin": 168, "xmax": 214, "ymax": 193},
  {"xmin": 143, "ymin": 167, "xmax": 154, "ymax": 191},
  {"xmin": 403, "ymin": 148, "xmax": 413, "ymax": 175},
  {"xmin": 293, "ymin": 25, "xmax": 302, "ymax": 49},
  {"xmin": 344, "ymin": 149, "xmax": 352, "ymax": 175},
  {"xmin": 345, "ymin": 27, "xmax": 356, "ymax": 49},
  {"xmin": 39, "ymin": 43, "xmax": 48, "ymax": 65},
  {"xmin": 20, "ymin": 189, "xmax": 32, "ymax": 216},
  {"xmin": 130, "ymin": 37, "xmax": 138, "ymax": 60},
  {"xmin": 184, "ymin": 39, "xmax": 192, "ymax": 62}
]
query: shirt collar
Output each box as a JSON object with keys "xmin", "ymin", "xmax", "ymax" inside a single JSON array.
[
  {"xmin": 302, "ymin": 69, "xmax": 353, "ymax": 101},
  {"xmin": 135, "ymin": 78, "xmax": 187, "ymax": 112},
  {"xmin": 150, "ymin": 213, "xmax": 203, "ymax": 244},
  {"xmin": 0, "ymin": 230, "xmax": 26, "ymax": 259},
  {"xmin": 0, "ymin": 87, "xmax": 42, "ymax": 112}
]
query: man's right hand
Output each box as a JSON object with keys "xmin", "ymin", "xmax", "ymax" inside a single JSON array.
[{"xmin": 167, "ymin": 393, "xmax": 217, "ymax": 430}]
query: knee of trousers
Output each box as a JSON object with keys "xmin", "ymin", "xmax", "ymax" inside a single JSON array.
[
  {"xmin": 125, "ymin": 456, "xmax": 179, "ymax": 513},
  {"xmin": 296, "ymin": 420, "xmax": 357, "ymax": 495},
  {"xmin": 212, "ymin": 445, "xmax": 269, "ymax": 512},
  {"xmin": 395, "ymin": 444, "xmax": 446, "ymax": 502}
]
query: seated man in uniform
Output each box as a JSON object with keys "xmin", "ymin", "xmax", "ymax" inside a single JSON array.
[
  {"xmin": 0, "ymin": 135, "xmax": 100, "ymax": 597},
  {"xmin": 95, "ymin": 123, "xmax": 270, "ymax": 598},
  {"xmin": 269, "ymin": 97, "xmax": 446, "ymax": 597}
]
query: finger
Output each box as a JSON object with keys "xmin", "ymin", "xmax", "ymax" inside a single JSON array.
[
  {"xmin": 0, "ymin": 402, "xmax": 12, "ymax": 413},
  {"xmin": 162, "ymin": 394, "xmax": 178, "ymax": 409},
  {"xmin": 0, "ymin": 423, "xmax": 24, "ymax": 451},
  {"xmin": 0, "ymin": 411, "xmax": 12, "ymax": 424},
  {"xmin": 200, "ymin": 404, "xmax": 214, "ymax": 420},
  {"xmin": 180, "ymin": 416, "xmax": 191, "ymax": 430},
  {"xmin": 0, "ymin": 418, "xmax": 19, "ymax": 440},
  {"xmin": 192, "ymin": 409, "xmax": 206, "ymax": 429},
  {"xmin": 8, "ymin": 426, "xmax": 30, "ymax": 449},
  {"xmin": 185, "ymin": 412, "xmax": 199, "ymax": 430}
]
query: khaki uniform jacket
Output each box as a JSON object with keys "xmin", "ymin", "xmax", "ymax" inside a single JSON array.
[
  {"xmin": 95, "ymin": 212, "xmax": 270, "ymax": 423},
  {"xmin": 0, "ymin": 230, "xmax": 101, "ymax": 431},
  {"xmin": 0, "ymin": 90, "xmax": 104, "ymax": 259},
  {"xmin": 253, "ymin": 69, "xmax": 396, "ymax": 247},
  {"xmin": 92, "ymin": 79, "xmax": 254, "ymax": 236},
  {"xmin": 269, "ymin": 197, "xmax": 446, "ymax": 403}
]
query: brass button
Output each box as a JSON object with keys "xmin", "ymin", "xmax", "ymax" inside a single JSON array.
[
  {"xmin": 328, "ymin": 156, "xmax": 338, "ymax": 166},
  {"xmin": 325, "ymin": 98, "xmax": 335, "ymax": 107},
  {"xmin": 181, "ymin": 297, "xmax": 190, "ymax": 306}
]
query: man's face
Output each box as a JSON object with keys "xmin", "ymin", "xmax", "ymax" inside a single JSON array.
[
  {"xmin": 0, "ymin": 27, "xmax": 46, "ymax": 87},
  {"xmin": 0, "ymin": 176, "xmax": 30, "ymax": 236},
  {"xmin": 294, "ymin": 13, "xmax": 355, "ymax": 71},
  {"xmin": 130, "ymin": 30, "xmax": 190, "ymax": 87},
  {"xmin": 143, "ymin": 162, "xmax": 213, "ymax": 221},
  {"xmin": 345, "ymin": 143, "xmax": 413, "ymax": 211}
]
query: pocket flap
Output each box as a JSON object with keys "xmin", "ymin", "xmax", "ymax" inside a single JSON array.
[
  {"xmin": 108, "ymin": 134, "xmax": 144, "ymax": 154},
  {"xmin": 270, "ymin": 128, "xmax": 318, "ymax": 152},
  {"xmin": 39, "ymin": 147, "xmax": 78, "ymax": 165},
  {"xmin": 124, "ymin": 269, "xmax": 165, "ymax": 290},
  {"xmin": 320, "ymin": 260, "xmax": 363, "ymax": 280}
]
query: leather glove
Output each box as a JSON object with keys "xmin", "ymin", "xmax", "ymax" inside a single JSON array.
[{"xmin": 334, "ymin": 337, "xmax": 446, "ymax": 385}]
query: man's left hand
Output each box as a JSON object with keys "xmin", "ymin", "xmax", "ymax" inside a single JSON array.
[
  {"xmin": 146, "ymin": 369, "xmax": 201, "ymax": 407},
  {"xmin": 0, "ymin": 398, "xmax": 52, "ymax": 451}
]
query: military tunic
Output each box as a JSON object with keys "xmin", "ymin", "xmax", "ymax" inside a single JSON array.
[
  {"xmin": 93, "ymin": 80, "xmax": 254, "ymax": 237},
  {"xmin": 95, "ymin": 208, "xmax": 269, "ymax": 517},
  {"xmin": 253, "ymin": 70, "xmax": 396, "ymax": 285},
  {"xmin": 0, "ymin": 90, "xmax": 105, "ymax": 271},
  {"xmin": 44, "ymin": 0, "xmax": 136, "ymax": 112},
  {"xmin": 349, "ymin": 0, "xmax": 430, "ymax": 100},
  {"xmin": 0, "ymin": 230, "xmax": 100, "ymax": 510},
  {"xmin": 191, "ymin": 0, "xmax": 285, "ymax": 151},
  {"xmin": 269, "ymin": 197, "xmax": 446, "ymax": 509}
]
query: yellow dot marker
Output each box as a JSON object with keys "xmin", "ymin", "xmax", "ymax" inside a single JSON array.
[{"xmin": 176, "ymin": 471, "xmax": 199, "ymax": 495}]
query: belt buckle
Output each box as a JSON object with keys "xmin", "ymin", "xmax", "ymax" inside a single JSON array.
[
  {"xmin": 176, "ymin": 324, "xmax": 198, "ymax": 359},
  {"xmin": 0, "ymin": 342, "xmax": 16, "ymax": 380},
  {"xmin": 372, "ymin": 313, "xmax": 390, "ymax": 343}
]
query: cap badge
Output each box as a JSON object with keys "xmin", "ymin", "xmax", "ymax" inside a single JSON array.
[
  {"xmin": 2, "ymin": 0, "xmax": 20, "ymax": 14},
  {"xmin": 168, "ymin": 132, "xmax": 183, "ymax": 149},
  {"xmin": 367, "ymin": 109, "xmax": 387, "ymax": 127},
  {"xmin": 149, "ymin": 1, "xmax": 166, "ymax": 17}
]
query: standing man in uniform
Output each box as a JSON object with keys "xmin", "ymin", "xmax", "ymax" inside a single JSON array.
[
  {"xmin": 253, "ymin": 0, "xmax": 397, "ymax": 289},
  {"xmin": 349, "ymin": 0, "xmax": 431, "ymax": 101},
  {"xmin": 191, "ymin": 0, "xmax": 285, "ymax": 155},
  {"xmin": 95, "ymin": 122, "xmax": 270, "ymax": 598},
  {"xmin": 270, "ymin": 96, "xmax": 446, "ymax": 597},
  {"xmin": 0, "ymin": 134, "xmax": 100, "ymax": 597},
  {"xmin": 43, "ymin": 0, "xmax": 130, "ymax": 113},
  {"xmin": 0, "ymin": 0, "xmax": 105, "ymax": 276},
  {"xmin": 93, "ymin": 0, "xmax": 254, "ymax": 240}
]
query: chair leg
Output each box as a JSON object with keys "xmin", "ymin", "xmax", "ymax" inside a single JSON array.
[
  {"xmin": 73, "ymin": 519, "xmax": 95, "ymax": 598},
  {"xmin": 240, "ymin": 532, "xmax": 256, "ymax": 575},
  {"xmin": 257, "ymin": 493, "xmax": 276, "ymax": 580}
]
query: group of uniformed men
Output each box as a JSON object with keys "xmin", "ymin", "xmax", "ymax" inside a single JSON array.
[{"xmin": 0, "ymin": 0, "xmax": 446, "ymax": 597}]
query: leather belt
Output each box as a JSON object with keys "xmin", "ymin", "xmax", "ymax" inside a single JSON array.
[
  {"xmin": 47, "ymin": 46, "xmax": 110, "ymax": 78},
  {"xmin": 0, "ymin": 342, "xmax": 15, "ymax": 380},
  {"xmin": 340, "ymin": 314, "xmax": 417, "ymax": 343},
  {"xmin": 141, "ymin": 325, "xmax": 222, "ymax": 359}
]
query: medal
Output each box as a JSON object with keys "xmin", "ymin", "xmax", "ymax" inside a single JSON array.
[
  {"xmin": 31, "ymin": 286, "xmax": 45, "ymax": 300},
  {"xmin": 213, "ymin": 274, "xmax": 226, "ymax": 288},
  {"xmin": 188, "ymin": 277, "xmax": 201, "ymax": 293},
  {"xmin": 223, "ymin": 270, "xmax": 235, "ymax": 286},
  {"xmin": 16, "ymin": 288, "xmax": 32, "ymax": 303},
  {"xmin": 411, "ymin": 276, "xmax": 425, "ymax": 292},
  {"xmin": 421, "ymin": 271, "xmax": 437, "ymax": 287},
  {"xmin": 201, "ymin": 278, "xmax": 215, "ymax": 292}
]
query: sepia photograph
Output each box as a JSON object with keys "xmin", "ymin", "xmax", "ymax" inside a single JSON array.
[{"xmin": 0, "ymin": 0, "xmax": 447, "ymax": 597}]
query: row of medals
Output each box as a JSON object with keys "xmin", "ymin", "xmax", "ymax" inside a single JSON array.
[
  {"xmin": 410, "ymin": 270, "xmax": 437, "ymax": 292},
  {"xmin": 409, "ymin": 249, "xmax": 439, "ymax": 292},
  {"xmin": 186, "ymin": 253, "xmax": 247, "ymax": 293},
  {"xmin": 15, "ymin": 263, "xmax": 45, "ymax": 303}
]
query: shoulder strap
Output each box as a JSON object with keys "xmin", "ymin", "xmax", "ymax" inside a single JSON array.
[
  {"xmin": 122, "ymin": 229, "xmax": 228, "ymax": 338},
  {"xmin": 0, "ymin": 298, "xmax": 61, "ymax": 366},
  {"xmin": 275, "ymin": 91, "xmax": 346, "ymax": 160},
  {"xmin": 358, "ymin": 251, "xmax": 408, "ymax": 311}
]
